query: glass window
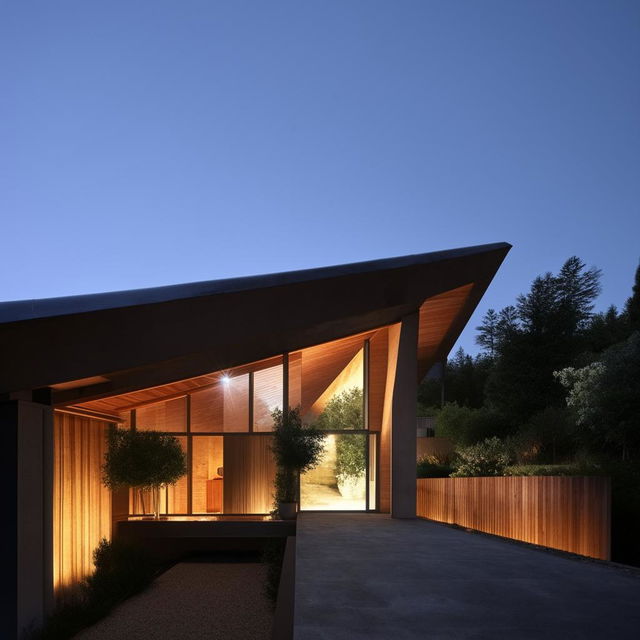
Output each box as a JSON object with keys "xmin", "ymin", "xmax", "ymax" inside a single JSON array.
[
  {"xmin": 289, "ymin": 335, "xmax": 365, "ymax": 430},
  {"xmin": 190, "ymin": 374, "xmax": 249, "ymax": 432},
  {"xmin": 136, "ymin": 397, "xmax": 186, "ymax": 432},
  {"xmin": 368, "ymin": 433, "xmax": 377, "ymax": 510},
  {"xmin": 253, "ymin": 362, "xmax": 283, "ymax": 431},
  {"xmin": 300, "ymin": 433, "xmax": 367, "ymax": 510},
  {"xmin": 166, "ymin": 436, "xmax": 188, "ymax": 513},
  {"xmin": 191, "ymin": 436, "xmax": 224, "ymax": 513}
]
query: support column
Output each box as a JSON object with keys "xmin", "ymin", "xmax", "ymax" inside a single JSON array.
[
  {"xmin": 1, "ymin": 399, "xmax": 54, "ymax": 638},
  {"xmin": 391, "ymin": 312, "xmax": 418, "ymax": 518}
]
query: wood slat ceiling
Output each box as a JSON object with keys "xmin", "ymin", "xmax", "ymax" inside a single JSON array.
[
  {"xmin": 417, "ymin": 283, "xmax": 475, "ymax": 379},
  {"xmin": 75, "ymin": 355, "xmax": 283, "ymax": 414}
]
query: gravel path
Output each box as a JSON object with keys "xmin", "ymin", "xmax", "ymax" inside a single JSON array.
[{"xmin": 75, "ymin": 562, "xmax": 273, "ymax": 640}]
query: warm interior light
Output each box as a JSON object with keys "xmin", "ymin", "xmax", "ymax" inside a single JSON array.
[{"xmin": 221, "ymin": 374, "xmax": 231, "ymax": 384}]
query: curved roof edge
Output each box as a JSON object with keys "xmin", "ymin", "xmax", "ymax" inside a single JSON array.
[{"xmin": 0, "ymin": 242, "xmax": 511, "ymax": 324}]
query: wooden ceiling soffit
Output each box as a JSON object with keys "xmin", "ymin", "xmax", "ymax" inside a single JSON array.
[
  {"xmin": 71, "ymin": 332, "xmax": 381, "ymax": 414},
  {"xmin": 417, "ymin": 283, "xmax": 475, "ymax": 381}
]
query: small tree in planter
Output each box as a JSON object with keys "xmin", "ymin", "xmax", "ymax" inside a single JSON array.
[
  {"xmin": 102, "ymin": 428, "xmax": 187, "ymax": 519},
  {"xmin": 270, "ymin": 407, "xmax": 325, "ymax": 519}
]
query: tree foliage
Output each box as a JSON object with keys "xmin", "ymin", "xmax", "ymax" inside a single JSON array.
[
  {"xmin": 435, "ymin": 402, "xmax": 510, "ymax": 446},
  {"xmin": 451, "ymin": 437, "xmax": 511, "ymax": 477},
  {"xmin": 102, "ymin": 428, "xmax": 187, "ymax": 491},
  {"xmin": 314, "ymin": 386, "xmax": 363, "ymax": 430},
  {"xmin": 484, "ymin": 257, "xmax": 602, "ymax": 423},
  {"xmin": 556, "ymin": 332, "xmax": 640, "ymax": 459},
  {"xmin": 624, "ymin": 261, "xmax": 640, "ymax": 333},
  {"xmin": 315, "ymin": 387, "xmax": 366, "ymax": 480},
  {"xmin": 270, "ymin": 407, "xmax": 325, "ymax": 503}
]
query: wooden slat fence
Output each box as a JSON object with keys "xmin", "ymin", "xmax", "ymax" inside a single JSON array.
[{"xmin": 417, "ymin": 476, "xmax": 611, "ymax": 560}]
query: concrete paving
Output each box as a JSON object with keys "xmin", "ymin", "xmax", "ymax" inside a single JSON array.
[{"xmin": 294, "ymin": 513, "xmax": 640, "ymax": 640}]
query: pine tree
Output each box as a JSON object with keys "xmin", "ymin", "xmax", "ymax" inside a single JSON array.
[
  {"xmin": 624, "ymin": 261, "xmax": 640, "ymax": 332},
  {"xmin": 476, "ymin": 309, "xmax": 498, "ymax": 359}
]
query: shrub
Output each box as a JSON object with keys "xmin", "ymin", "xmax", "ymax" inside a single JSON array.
[
  {"xmin": 33, "ymin": 539, "xmax": 157, "ymax": 640},
  {"xmin": 261, "ymin": 538, "xmax": 285, "ymax": 606},
  {"xmin": 417, "ymin": 455, "xmax": 453, "ymax": 478},
  {"xmin": 451, "ymin": 437, "xmax": 511, "ymax": 477},
  {"xmin": 503, "ymin": 464, "xmax": 590, "ymax": 476},
  {"xmin": 435, "ymin": 403, "xmax": 511, "ymax": 446}
]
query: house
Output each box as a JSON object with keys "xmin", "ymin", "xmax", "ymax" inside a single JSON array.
[{"xmin": 0, "ymin": 242, "xmax": 510, "ymax": 636}]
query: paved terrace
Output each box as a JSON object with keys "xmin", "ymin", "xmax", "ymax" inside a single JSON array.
[{"xmin": 294, "ymin": 513, "xmax": 640, "ymax": 640}]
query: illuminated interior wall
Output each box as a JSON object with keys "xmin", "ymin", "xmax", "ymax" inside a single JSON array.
[
  {"xmin": 192, "ymin": 436, "xmax": 224, "ymax": 513},
  {"xmin": 53, "ymin": 412, "xmax": 111, "ymax": 592},
  {"xmin": 223, "ymin": 436, "xmax": 276, "ymax": 513}
]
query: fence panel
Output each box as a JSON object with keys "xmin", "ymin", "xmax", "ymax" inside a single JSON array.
[{"xmin": 416, "ymin": 476, "xmax": 611, "ymax": 560}]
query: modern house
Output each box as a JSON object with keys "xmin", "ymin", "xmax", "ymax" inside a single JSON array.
[{"xmin": 1, "ymin": 242, "xmax": 510, "ymax": 636}]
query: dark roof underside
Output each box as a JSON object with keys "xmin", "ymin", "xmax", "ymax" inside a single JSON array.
[{"xmin": 0, "ymin": 242, "xmax": 510, "ymax": 401}]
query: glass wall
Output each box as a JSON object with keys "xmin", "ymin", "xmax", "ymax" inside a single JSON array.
[
  {"xmin": 124, "ymin": 334, "xmax": 379, "ymax": 516},
  {"xmin": 300, "ymin": 433, "xmax": 368, "ymax": 510}
]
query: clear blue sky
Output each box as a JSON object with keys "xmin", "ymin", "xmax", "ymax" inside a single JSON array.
[{"xmin": 2, "ymin": 1, "xmax": 638, "ymax": 354}]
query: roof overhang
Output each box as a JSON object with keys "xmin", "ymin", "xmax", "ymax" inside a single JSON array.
[{"xmin": 0, "ymin": 242, "xmax": 510, "ymax": 402}]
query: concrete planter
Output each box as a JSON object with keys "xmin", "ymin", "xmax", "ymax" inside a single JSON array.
[{"xmin": 278, "ymin": 502, "xmax": 298, "ymax": 520}]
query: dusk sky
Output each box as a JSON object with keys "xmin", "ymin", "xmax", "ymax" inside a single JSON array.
[{"xmin": 2, "ymin": 1, "xmax": 638, "ymax": 355}]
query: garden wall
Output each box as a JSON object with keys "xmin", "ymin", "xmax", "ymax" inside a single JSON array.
[{"xmin": 417, "ymin": 476, "xmax": 611, "ymax": 560}]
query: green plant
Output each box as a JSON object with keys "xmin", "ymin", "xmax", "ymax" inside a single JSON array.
[
  {"xmin": 451, "ymin": 436, "xmax": 511, "ymax": 477},
  {"xmin": 261, "ymin": 538, "xmax": 285, "ymax": 606},
  {"xmin": 102, "ymin": 427, "xmax": 187, "ymax": 491},
  {"xmin": 335, "ymin": 434, "xmax": 366, "ymax": 482},
  {"xmin": 316, "ymin": 387, "xmax": 366, "ymax": 482},
  {"xmin": 270, "ymin": 407, "xmax": 325, "ymax": 504},
  {"xmin": 503, "ymin": 463, "xmax": 592, "ymax": 476},
  {"xmin": 315, "ymin": 386, "xmax": 363, "ymax": 430},
  {"xmin": 435, "ymin": 402, "xmax": 511, "ymax": 446},
  {"xmin": 417, "ymin": 455, "xmax": 453, "ymax": 478},
  {"xmin": 32, "ymin": 539, "xmax": 157, "ymax": 640}
]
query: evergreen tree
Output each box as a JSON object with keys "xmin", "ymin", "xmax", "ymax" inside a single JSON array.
[
  {"xmin": 485, "ymin": 257, "xmax": 601, "ymax": 424},
  {"xmin": 476, "ymin": 309, "xmax": 499, "ymax": 359},
  {"xmin": 624, "ymin": 261, "xmax": 640, "ymax": 333},
  {"xmin": 496, "ymin": 305, "xmax": 519, "ymax": 347}
]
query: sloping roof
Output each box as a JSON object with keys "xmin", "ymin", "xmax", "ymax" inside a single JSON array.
[{"xmin": 0, "ymin": 242, "xmax": 510, "ymax": 401}]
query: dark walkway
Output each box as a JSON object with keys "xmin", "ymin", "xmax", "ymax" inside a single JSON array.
[{"xmin": 294, "ymin": 513, "xmax": 640, "ymax": 640}]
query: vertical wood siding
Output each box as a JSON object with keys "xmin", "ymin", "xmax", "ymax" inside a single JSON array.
[
  {"xmin": 417, "ymin": 476, "xmax": 611, "ymax": 560},
  {"xmin": 223, "ymin": 436, "xmax": 275, "ymax": 513},
  {"xmin": 53, "ymin": 413, "xmax": 112, "ymax": 592}
]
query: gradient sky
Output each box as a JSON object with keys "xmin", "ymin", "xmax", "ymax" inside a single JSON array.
[{"xmin": 2, "ymin": 1, "xmax": 638, "ymax": 354}]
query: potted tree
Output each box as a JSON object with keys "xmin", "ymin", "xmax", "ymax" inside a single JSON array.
[
  {"xmin": 102, "ymin": 427, "xmax": 187, "ymax": 519},
  {"xmin": 270, "ymin": 407, "xmax": 325, "ymax": 519}
]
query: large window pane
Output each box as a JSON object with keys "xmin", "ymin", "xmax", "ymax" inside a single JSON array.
[
  {"xmin": 190, "ymin": 374, "xmax": 249, "ymax": 432},
  {"xmin": 166, "ymin": 436, "xmax": 188, "ymax": 513},
  {"xmin": 192, "ymin": 436, "xmax": 224, "ymax": 513},
  {"xmin": 289, "ymin": 335, "xmax": 365, "ymax": 429},
  {"xmin": 253, "ymin": 362, "xmax": 283, "ymax": 431},
  {"xmin": 136, "ymin": 397, "xmax": 186, "ymax": 432},
  {"xmin": 301, "ymin": 433, "xmax": 367, "ymax": 510}
]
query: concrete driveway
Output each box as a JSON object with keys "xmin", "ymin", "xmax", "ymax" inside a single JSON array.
[{"xmin": 294, "ymin": 513, "xmax": 640, "ymax": 640}]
